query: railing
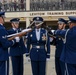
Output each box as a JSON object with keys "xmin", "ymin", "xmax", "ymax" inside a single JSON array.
[
  {"xmin": 0, "ymin": 2, "xmax": 26, "ymax": 12},
  {"xmin": 0, "ymin": 0, "xmax": 76, "ymax": 12},
  {"xmin": 30, "ymin": 1, "xmax": 76, "ymax": 11}
]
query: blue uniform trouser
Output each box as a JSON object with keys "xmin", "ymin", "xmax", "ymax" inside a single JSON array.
[
  {"xmin": 31, "ymin": 61, "xmax": 46, "ymax": 75},
  {"xmin": 11, "ymin": 55, "xmax": 23, "ymax": 75},
  {"xmin": 0, "ymin": 60, "xmax": 9, "ymax": 75},
  {"xmin": 55, "ymin": 57, "xmax": 65, "ymax": 75},
  {"xmin": 65, "ymin": 63, "xmax": 76, "ymax": 75}
]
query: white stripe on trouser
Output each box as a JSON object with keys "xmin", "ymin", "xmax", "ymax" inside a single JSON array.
[
  {"xmin": 5, "ymin": 61, "xmax": 7, "ymax": 75},
  {"xmin": 65, "ymin": 63, "xmax": 69, "ymax": 75},
  {"xmin": 64, "ymin": 66, "xmax": 66, "ymax": 75}
]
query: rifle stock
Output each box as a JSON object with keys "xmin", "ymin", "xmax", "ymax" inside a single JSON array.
[{"xmin": 8, "ymin": 29, "xmax": 32, "ymax": 40}]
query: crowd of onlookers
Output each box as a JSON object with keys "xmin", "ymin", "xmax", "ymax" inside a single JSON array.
[
  {"xmin": 30, "ymin": 0, "xmax": 76, "ymax": 11},
  {"xmin": 0, "ymin": 0, "xmax": 76, "ymax": 12},
  {"xmin": 0, "ymin": 0, "xmax": 26, "ymax": 12}
]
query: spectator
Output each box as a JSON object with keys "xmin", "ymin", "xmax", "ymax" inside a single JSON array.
[
  {"xmin": 13, "ymin": 1, "xmax": 17, "ymax": 11},
  {"xmin": 0, "ymin": 2, "xmax": 2, "ymax": 11},
  {"xmin": 9, "ymin": 1, "xmax": 14, "ymax": 11},
  {"xmin": 20, "ymin": 0, "xmax": 24, "ymax": 11}
]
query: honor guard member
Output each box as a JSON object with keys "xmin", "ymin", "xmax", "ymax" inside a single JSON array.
[
  {"xmin": 0, "ymin": 12, "xmax": 19, "ymax": 75},
  {"xmin": 59, "ymin": 16, "xmax": 76, "ymax": 75},
  {"xmin": 26, "ymin": 17, "xmax": 50, "ymax": 75},
  {"xmin": 7, "ymin": 18, "xmax": 27, "ymax": 75},
  {"xmin": 54, "ymin": 18, "xmax": 67, "ymax": 75}
]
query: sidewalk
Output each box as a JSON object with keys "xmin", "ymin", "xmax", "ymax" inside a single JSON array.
[{"xmin": 9, "ymin": 46, "xmax": 56, "ymax": 75}]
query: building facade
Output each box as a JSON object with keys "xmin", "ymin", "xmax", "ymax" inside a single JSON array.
[{"xmin": 1, "ymin": 0, "xmax": 76, "ymax": 29}]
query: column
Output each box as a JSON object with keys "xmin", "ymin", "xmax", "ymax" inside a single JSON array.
[
  {"xmin": 26, "ymin": 17, "xmax": 30, "ymax": 28},
  {"xmin": 26, "ymin": 0, "xmax": 30, "ymax": 10},
  {"xmin": 26, "ymin": 0, "xmax": 30, "ymax": 27}
]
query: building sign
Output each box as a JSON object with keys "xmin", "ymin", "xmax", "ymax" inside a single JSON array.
[
  {"xmin": 30, "ymin": 13, "xmax": 45, "ymax": 16},
  {"xmin": 30, "ymin": 11, "xmax": 76, "ymax": 17},
  {"xmin": 5, "ymin": 10, "xmax": 76, "ymax": 18}
]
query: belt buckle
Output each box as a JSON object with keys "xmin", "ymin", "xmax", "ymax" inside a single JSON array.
[{"xmin": 36, "ymin": 46, "xmax": 40, "ymax": 48}]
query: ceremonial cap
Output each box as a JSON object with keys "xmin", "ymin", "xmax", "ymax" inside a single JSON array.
[
  {"xmin": 10, "ymin": 18, "xmax": 20, "ymax": 22},
  {"xmin": 58, "ymin": 18, "xmax": 67, "ymax": 24},
  {"xmin": 33, "ymin": 17, "xmax": 43, "ymax": 23}
]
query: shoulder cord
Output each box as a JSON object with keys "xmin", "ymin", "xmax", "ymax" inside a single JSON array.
[
  {"xmin": 46, "ymin": 30, "xmax": 48, "ymax": 47},
  {"xmin": 63, "ymin": 29, "xmax": 70, "ymax": 44}
]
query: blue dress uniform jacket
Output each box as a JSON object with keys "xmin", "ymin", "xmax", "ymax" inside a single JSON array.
[
  {"xmin": 54, "ymin": 29, "xmax": 65, "ymax": 57},
  {"xmin": 60, "ymin": 26, "xmax": 76, "ymax": 64},
  {"xmin": 27, "ymin": 28, "xmax": 50, "ymax": 61},
  {"xmin": 8, "ymin": 28, "xmax": 26, "ymax": 56},
  {"xmin": 0, "ymin": 25, "xmax": 16, "ymax": 61}
]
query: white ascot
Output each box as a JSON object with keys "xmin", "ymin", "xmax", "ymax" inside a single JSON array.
[
  {"xmin": 36, "ymin": 28, "xmax": 40, "ymax": 41},
  {"xmin": 13, "ymin": 28, "xmax": 18, "ymax": 33},
  {"xmin": 13, "ymin": 28, "xmax": 16, "ymax": 31}
]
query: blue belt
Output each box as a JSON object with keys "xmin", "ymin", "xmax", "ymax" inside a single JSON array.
[{"xmin": 32, "ymin": 45, "xmax": 45, "ymax": 49}]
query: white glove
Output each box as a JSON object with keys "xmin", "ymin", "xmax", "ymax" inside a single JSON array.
[
  {"xmin": 15, "ymin": 37, "xmax": 20, "ymax": 42},
  {"xmin": 22, "ymin": 28, "xmax": 32, "ymax": 32},
  {"xmin": 26, "ymin": 57, "xmax": 31, "ymax": 62},
  {"xmin": 46, "ymin": 58, "xmax": 50, "ymax": 61}
]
